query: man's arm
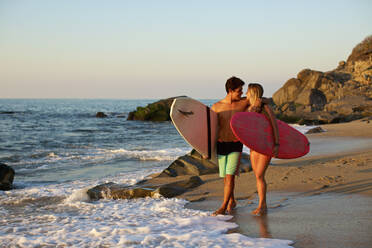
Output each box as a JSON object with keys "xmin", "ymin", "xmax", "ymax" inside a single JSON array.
[
  {"xmin": 211, "ymin": 104, "xmax": 216, "ymax": 112},
  {"xmin": 211, "ymin": 102, "xmax": 220, "ymax": 113},
  {"xmin": 261, "ymin": 97, "xmax": 271, "ymax": 104}
]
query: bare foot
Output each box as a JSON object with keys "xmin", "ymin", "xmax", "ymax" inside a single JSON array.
[
  {"xmin": 251, "ymin": 207, "xmax": 267, "ymax": 216},
  {"xmin": 226, "ymin": 200, "xmax": 237, "ymax": 214},
  {"xmin": 212, "ymin": 208, "xmax": 226, "ymax": 216}
]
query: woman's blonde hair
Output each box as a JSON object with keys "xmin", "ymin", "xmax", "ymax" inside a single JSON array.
[{"xmin": 247, "ymin": 83, "xmax": 264, "ymax": 104}]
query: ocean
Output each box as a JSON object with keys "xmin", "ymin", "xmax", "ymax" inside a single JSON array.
[{"xmin": 0, "ymin": 99, "xmax": 294, "ymax": 247}]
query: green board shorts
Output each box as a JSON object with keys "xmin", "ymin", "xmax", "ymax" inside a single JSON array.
[{"xmin": 218, "ymin": 152, "xmax": 241, "ymax": 177}]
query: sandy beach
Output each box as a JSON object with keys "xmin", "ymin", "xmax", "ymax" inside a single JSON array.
[{"xmin": 178, "ymin": 119, "xmax": 372, "ymax": 248}]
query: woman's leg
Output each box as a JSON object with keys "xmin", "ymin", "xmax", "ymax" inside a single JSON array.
[{"xmin": 250, "ymin": 150, "xmax": 271, "ymax": 215}]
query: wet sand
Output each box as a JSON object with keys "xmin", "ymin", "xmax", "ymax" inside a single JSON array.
[
  {"xmin": 180, "ymin": 119, "xmax": 372, "ymax": 247},
  {"xmin": 188, "ymin": 193, "xmax": 372, "ymax": 248}
]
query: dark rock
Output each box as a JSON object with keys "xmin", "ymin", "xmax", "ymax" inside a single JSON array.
[
  {"xmin": 156, "ymin": 176, "xmax": 203, "ymax": 198},
  {"xmin": 305, "ymin": 127, "xmax": 325, "ymax": 134},
  {"xmin": 158, "ymin": 149, "xmax": 251, "ymax": 177},
  {"xmin": 87, "ymin": 182, "xmax": 157, "ymax": 200},
  {"xmin": 0, "ymin": 163, "xmax": 15, "ymax": 191},
  {"xmin": 309, "ymin": 89, "xmax": 327, "ymax": 111},
  {"xmin": 87, "ymin": 176, "xmax": 204, "ymax": 200},
  {"xmin": 361, "ymin": 117, "xmax": 372, "ymax": 122},
  {"xmin": 239, "ymin": 153, "xmax": 252, "ymax": 173},
  {"xmin": 127, "ymin": 96, "xmax": 186, "ymax": 121},
  {"xmin": 158, "ymin": 149, "xmax": 218, "ymax": 177},
  {"xmin": 0, "ymin": 111, "xmax": 16, "ymax": 115},
  {"xmin": 96, "ymin": 112, "xmax": 108, "ymax": 118}
]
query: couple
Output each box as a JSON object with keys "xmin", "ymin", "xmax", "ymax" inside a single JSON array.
[{"xmin": 211, "ymin": 76, "xmax": 279, "ymax": 216}]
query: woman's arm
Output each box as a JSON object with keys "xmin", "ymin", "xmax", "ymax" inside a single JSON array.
[{"xmin": 263, "ymin": 104, "xmax": 279, "ymax": 157}]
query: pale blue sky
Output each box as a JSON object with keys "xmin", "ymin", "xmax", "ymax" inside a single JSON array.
[{"xmin": 1, "ymin": 0, "xmax": 371, "ymax": 99}]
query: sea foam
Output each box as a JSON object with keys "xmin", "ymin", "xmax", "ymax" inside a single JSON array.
[{"xmin": 0, "ymin": 194, "xmax": 293, "ymax": 248}]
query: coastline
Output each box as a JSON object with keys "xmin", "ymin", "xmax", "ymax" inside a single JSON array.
[{"xmin": 179, "ymin": 119, "xmax": 372, "ymax": 247}]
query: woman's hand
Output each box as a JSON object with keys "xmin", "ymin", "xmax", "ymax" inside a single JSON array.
[
  {"xmin": 254, "ymin": 98, "xmax": 262, "ymax": 108},
  {"xmin": 248, "ymin": 98, "xmax": 263, "ymax": 112}
]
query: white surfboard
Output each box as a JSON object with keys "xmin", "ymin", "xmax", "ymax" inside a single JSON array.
[{"xmin": 170, "ymin": 97, "xmax": 218, "ymax": 164}]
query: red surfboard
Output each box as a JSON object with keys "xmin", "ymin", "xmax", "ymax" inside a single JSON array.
[{"xmin": 230, "ymin": 112, "xmax": 310, "ymax": 159}]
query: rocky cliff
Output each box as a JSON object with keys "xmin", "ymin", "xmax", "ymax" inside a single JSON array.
[{"xmin": 273, "ymin": 35, "xmax": 372, "ymax": 124}]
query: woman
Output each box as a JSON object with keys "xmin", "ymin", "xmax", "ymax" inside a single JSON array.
[{"xmin": 246, "ymin": 83, "xmax": 279, "ymax": 216}]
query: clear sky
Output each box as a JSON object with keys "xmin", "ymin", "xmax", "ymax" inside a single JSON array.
[{"xmin": 1, "ymin": 0, "xmax": 371, "ymax": 99}]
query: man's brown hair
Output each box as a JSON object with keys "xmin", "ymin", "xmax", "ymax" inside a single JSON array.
[{"xmin": 225, "ymin": 76, "xmax": 245, "ymax": 93}]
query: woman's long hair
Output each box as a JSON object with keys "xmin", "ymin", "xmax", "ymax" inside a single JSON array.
[{"xmin": 247, "ymin": 83, "xmax": 264, "ymax": 105}]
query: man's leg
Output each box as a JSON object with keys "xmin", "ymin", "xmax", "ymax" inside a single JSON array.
[
  {"xmin": 213, "ymin": 174, "xmax": 235, "ymax": 215},
  {"xmin": 226, "ymin": 175, "xmax": 236, "ymax": 213},
  {"xmin": 213, "ymin": 155, "xmax": 228, "ymax": 215},
  {"xmin": 213, "ymin": 152, "xmax": 240, "ymax": 215},
  {"xmin": 226, "ymin": 152, "xmax": 241, "ymax": 213}
]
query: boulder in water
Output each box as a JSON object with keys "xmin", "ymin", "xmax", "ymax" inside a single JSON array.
[
  {"xmin": 305, "ymin": 127, "xmax": 325, "ymax": 134},
  {"xmin": 155, "ymin": 176, "xmax": 204, "ymax": 198},
  {"xmin": 87, "ymin": 183, "xmax": 157, "ymax": 200},
  {"xmin": 86, "ymin": 175, "xmax": 204, "ymax": 200},
  {"xmin": 127, "ymin": 96, "xmax": 186, "ymax": 121},
  {"xmin": 0, "ymin": 163, "xmax": 15, "ymax": 191},
  {"xmin": 96, "ymin": 112, "xmax": 108, "ymax": 118}
]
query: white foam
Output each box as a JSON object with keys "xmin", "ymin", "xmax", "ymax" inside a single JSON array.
[
  {"xmin": 1, "ymin": 154, "xmax": 293, "ymax": 248},
  {"xmin": 11, "ymin": 147, "xmax": 190, "ymax": 174},
  {"xmin": 290, "ymin": 124, "xmax": 321, "ymax": 134},
  {"xmin": 64, "ymin": 187, "xmax": 90, "ymax": 203},
  {"xmin": 1, "ymin": 161, "xmax": 293, "ymax": 247},
  {"xmin": 101, "ymin": 147, "xmax": 191, "ymax": 161},
  {"xmin": 0, "ymin": 195, "xmax": 293, "ymax": 247}
]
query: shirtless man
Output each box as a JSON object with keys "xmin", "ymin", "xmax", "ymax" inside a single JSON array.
[{"xmin": 211, "ymin": 76, "xmax": 249, "ymax": 215}]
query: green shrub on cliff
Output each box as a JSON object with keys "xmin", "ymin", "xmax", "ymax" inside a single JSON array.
[{"xmin": 128, "ymin": 96, "xmax": 185, "ymax": 121}]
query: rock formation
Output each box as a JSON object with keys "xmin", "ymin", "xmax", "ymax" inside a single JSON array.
[
  {"xmin": 87, "ymin": 182, "xmax": 157, "ymax": 200},
  {"xmin": 127, "ymin": 96, "xmax": 186, "ymax": 121},
  {"xmin": 158, "ymin": 149, "xmax": 251, "ymax": 177},
  {"xmin": 157, "ymin": 149, "xmax": 219, "ymax": 177},
  {"xmin": 86, "ymin": 150, "xmax": 251, "ymax": 200},
  {"xmin": 273, "ymin": 35, "xmax": 372, "ymax": 124}
]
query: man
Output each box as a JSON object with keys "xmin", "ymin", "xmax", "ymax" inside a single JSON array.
[{"xmin": 211, "ymin": 76, "xmax": 249, "ymax": 215}]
